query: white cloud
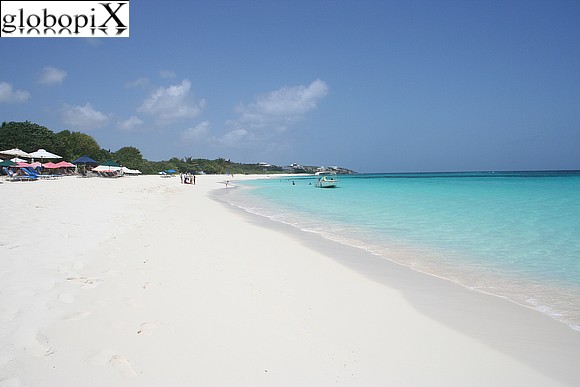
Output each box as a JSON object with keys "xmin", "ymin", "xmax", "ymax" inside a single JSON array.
[
  {"xmin": 239, "ymin": 79, "xmax": 329, "ymax": 120},
  {"xmin": 137, "ymin": 79, "xmax": 205, "ymax": 124},
  {"xmin": 0, "ymin": 81, "xmax": 30, "ymax": 103},
  {"xmin": 39, "ymin": 66, "xmax": 67, "ymax": 85},
  {"xmin": 160, "ymin": 70, "xmax": 176, "ymax": 78},
  {"xmin": 118, "ymin": 116, "xmax": 144, "ymax": 131},
  {"xmin": 126, "ymin": 77, "xmax": 149, "ymax": 88},
  {"xmin": 62, "ymin": 103, "xmax": 109, "ymax": 130},
  {"xmin": 220, "ymin": 79, "xmax": 329, "ymax": 146},
  {"xmin": 219, "ymin": 129, "xmax": 248, "ymax": 146},
  {"xmin": 182, "ymin": 121, "xmax": 210, "ymax": 141}
]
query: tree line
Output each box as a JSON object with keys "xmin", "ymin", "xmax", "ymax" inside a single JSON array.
[{"xmin": 0, "ymin": 121, "xmax": 288, "ymax": 175}]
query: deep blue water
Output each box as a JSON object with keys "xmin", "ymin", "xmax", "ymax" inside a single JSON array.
[{"xmin": 217, "ymin": 171, "xmax": 580, "ymax": 330}]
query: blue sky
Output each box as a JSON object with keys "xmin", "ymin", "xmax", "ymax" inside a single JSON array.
[{"xmin": 1, "ymin": 0, "xmax": 578, "ymax": 172}]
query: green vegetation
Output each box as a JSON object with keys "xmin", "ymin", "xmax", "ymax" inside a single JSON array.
[{"xmin": 0, "ymin": 121, "xmax": 355, "ymax": 175}]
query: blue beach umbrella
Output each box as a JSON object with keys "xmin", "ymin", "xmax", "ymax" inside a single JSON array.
[{"xmin": 72, "ymin": 155, "xmax": 98, "ymax": 165}]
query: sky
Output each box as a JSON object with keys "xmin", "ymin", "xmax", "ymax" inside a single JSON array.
[{"xmin": 0, "ymin": 0, "xmax": 578, "ymax": 173}]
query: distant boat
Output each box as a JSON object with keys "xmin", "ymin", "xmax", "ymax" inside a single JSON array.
[{"xmin": 315, "ymin": 173, "xmax": 339, "ymax": 188}]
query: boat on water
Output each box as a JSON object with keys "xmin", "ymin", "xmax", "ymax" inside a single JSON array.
[{"xmin": 315, "ymin": 173, "xmax": 339, "ymax": 188}]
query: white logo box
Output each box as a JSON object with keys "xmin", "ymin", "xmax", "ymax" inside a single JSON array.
[{"xmin": 1, "ymin": 1, "xmax": 129, "ymax": 37}]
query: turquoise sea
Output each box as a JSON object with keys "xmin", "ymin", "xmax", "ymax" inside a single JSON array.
[{"xmin": 216, "ymin": 171, "xmax": 580, "ymax": 330}]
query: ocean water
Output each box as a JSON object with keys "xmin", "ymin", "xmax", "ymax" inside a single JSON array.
[{"xmin": 216, "ymin": 171, "xmax": 580, "ymax": 330}]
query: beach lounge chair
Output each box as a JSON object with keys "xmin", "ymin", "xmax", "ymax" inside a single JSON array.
[
  {"xmin": 77, "ymin": 169, "xmax": 96, "ymax": 178},
  {"xmin": 37, "ymin": 167, "xmax": 61, "ymax": 179},
  {"xmin": 22, "ymin": 167, "xmax": 59, "ymax": 180},
  {"xmin": 3, "ymin": 167, "xmax": 37, "ymax": 182}
]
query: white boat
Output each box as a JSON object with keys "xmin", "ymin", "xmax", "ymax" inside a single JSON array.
[{"xmin": 315, "ymin": 174, "xmax": 339, "ymax": 188}]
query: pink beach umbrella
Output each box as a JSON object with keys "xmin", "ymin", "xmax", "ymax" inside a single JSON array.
[{"xmin": 54, "ymin": 161, "xmax": 75, "ymax": 168}]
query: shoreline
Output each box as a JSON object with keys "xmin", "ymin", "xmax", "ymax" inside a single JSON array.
[
  {"xmin": 214, "ymin": 181, "xmax": 579, "ymax": 330},
  {"xmin": 213, "ymin": 180, "xmax": 580, "ymax": 383},
  {"xmin": 1, "ymin": 174, "xmax": 579, "ymax": 386},
  {"xmin": 218, "ymin": 175, "xmax": 580, "ymax": 333}
]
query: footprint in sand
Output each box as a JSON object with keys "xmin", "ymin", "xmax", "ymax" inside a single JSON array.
[
  {"xmin": 110, "ymin": 354, "xmax": 139, "ymax": 376},
  {"xmin": 29, "ymin": 332, "xmax": 54, "ymax": 357},
  {"xmin": 137, "ymin": 321, "xmax": 161, "ymax": 336},
  {"xmin": 89, "ymin": 350, "xmax": 140, "ymax": 376},
  {"xmin": 66, "ymin": 277, "xmax": 103, "ymax": 289}
]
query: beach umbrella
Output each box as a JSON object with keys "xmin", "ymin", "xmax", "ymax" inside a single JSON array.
[
  {"xmin": 72, "ymin": 156, "xmax": 98, "ymax": 175},
  {"xmin": 54, "ymin": 161, "xmax": 75, "ymax": 168},
  {"xmin": 72, "ymin": 155, "xmax": 98, "ymax": 165},
  {"xmin": 102, "ymin": 159, "xmax": 120, "ymax": 167},
  {"xmin": 100, "ymin": 160, "xmax": 120, "ymax": 172},
  {"xmin": 0, "ymin": 159, "xmax": 17, "ymax": 167},
  {"xmin": 93, "ymin": 160, "xmax": 122, "ymax": 175},
  {"xmin": 10, "ymin": 157, "xmax": 27, "ymax": 163},
  {"xmin": 93, "ymin": 165, "xmax": 122, "ymax": 172},
  {"xmin": 0, "ymin": 148, "xmax": 31, "ymax": 159},
  {"xmin": 28, "ymin": 148, "xmax": 62, "ymax": 162},
  {"xmin": 43, "ymin": 162, "xmax": 59, "ymax": 169}
]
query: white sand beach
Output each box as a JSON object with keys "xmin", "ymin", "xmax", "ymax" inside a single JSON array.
[{"xmin": 1, "ymin": 174, "xmax": 579, "ymax": 386}]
